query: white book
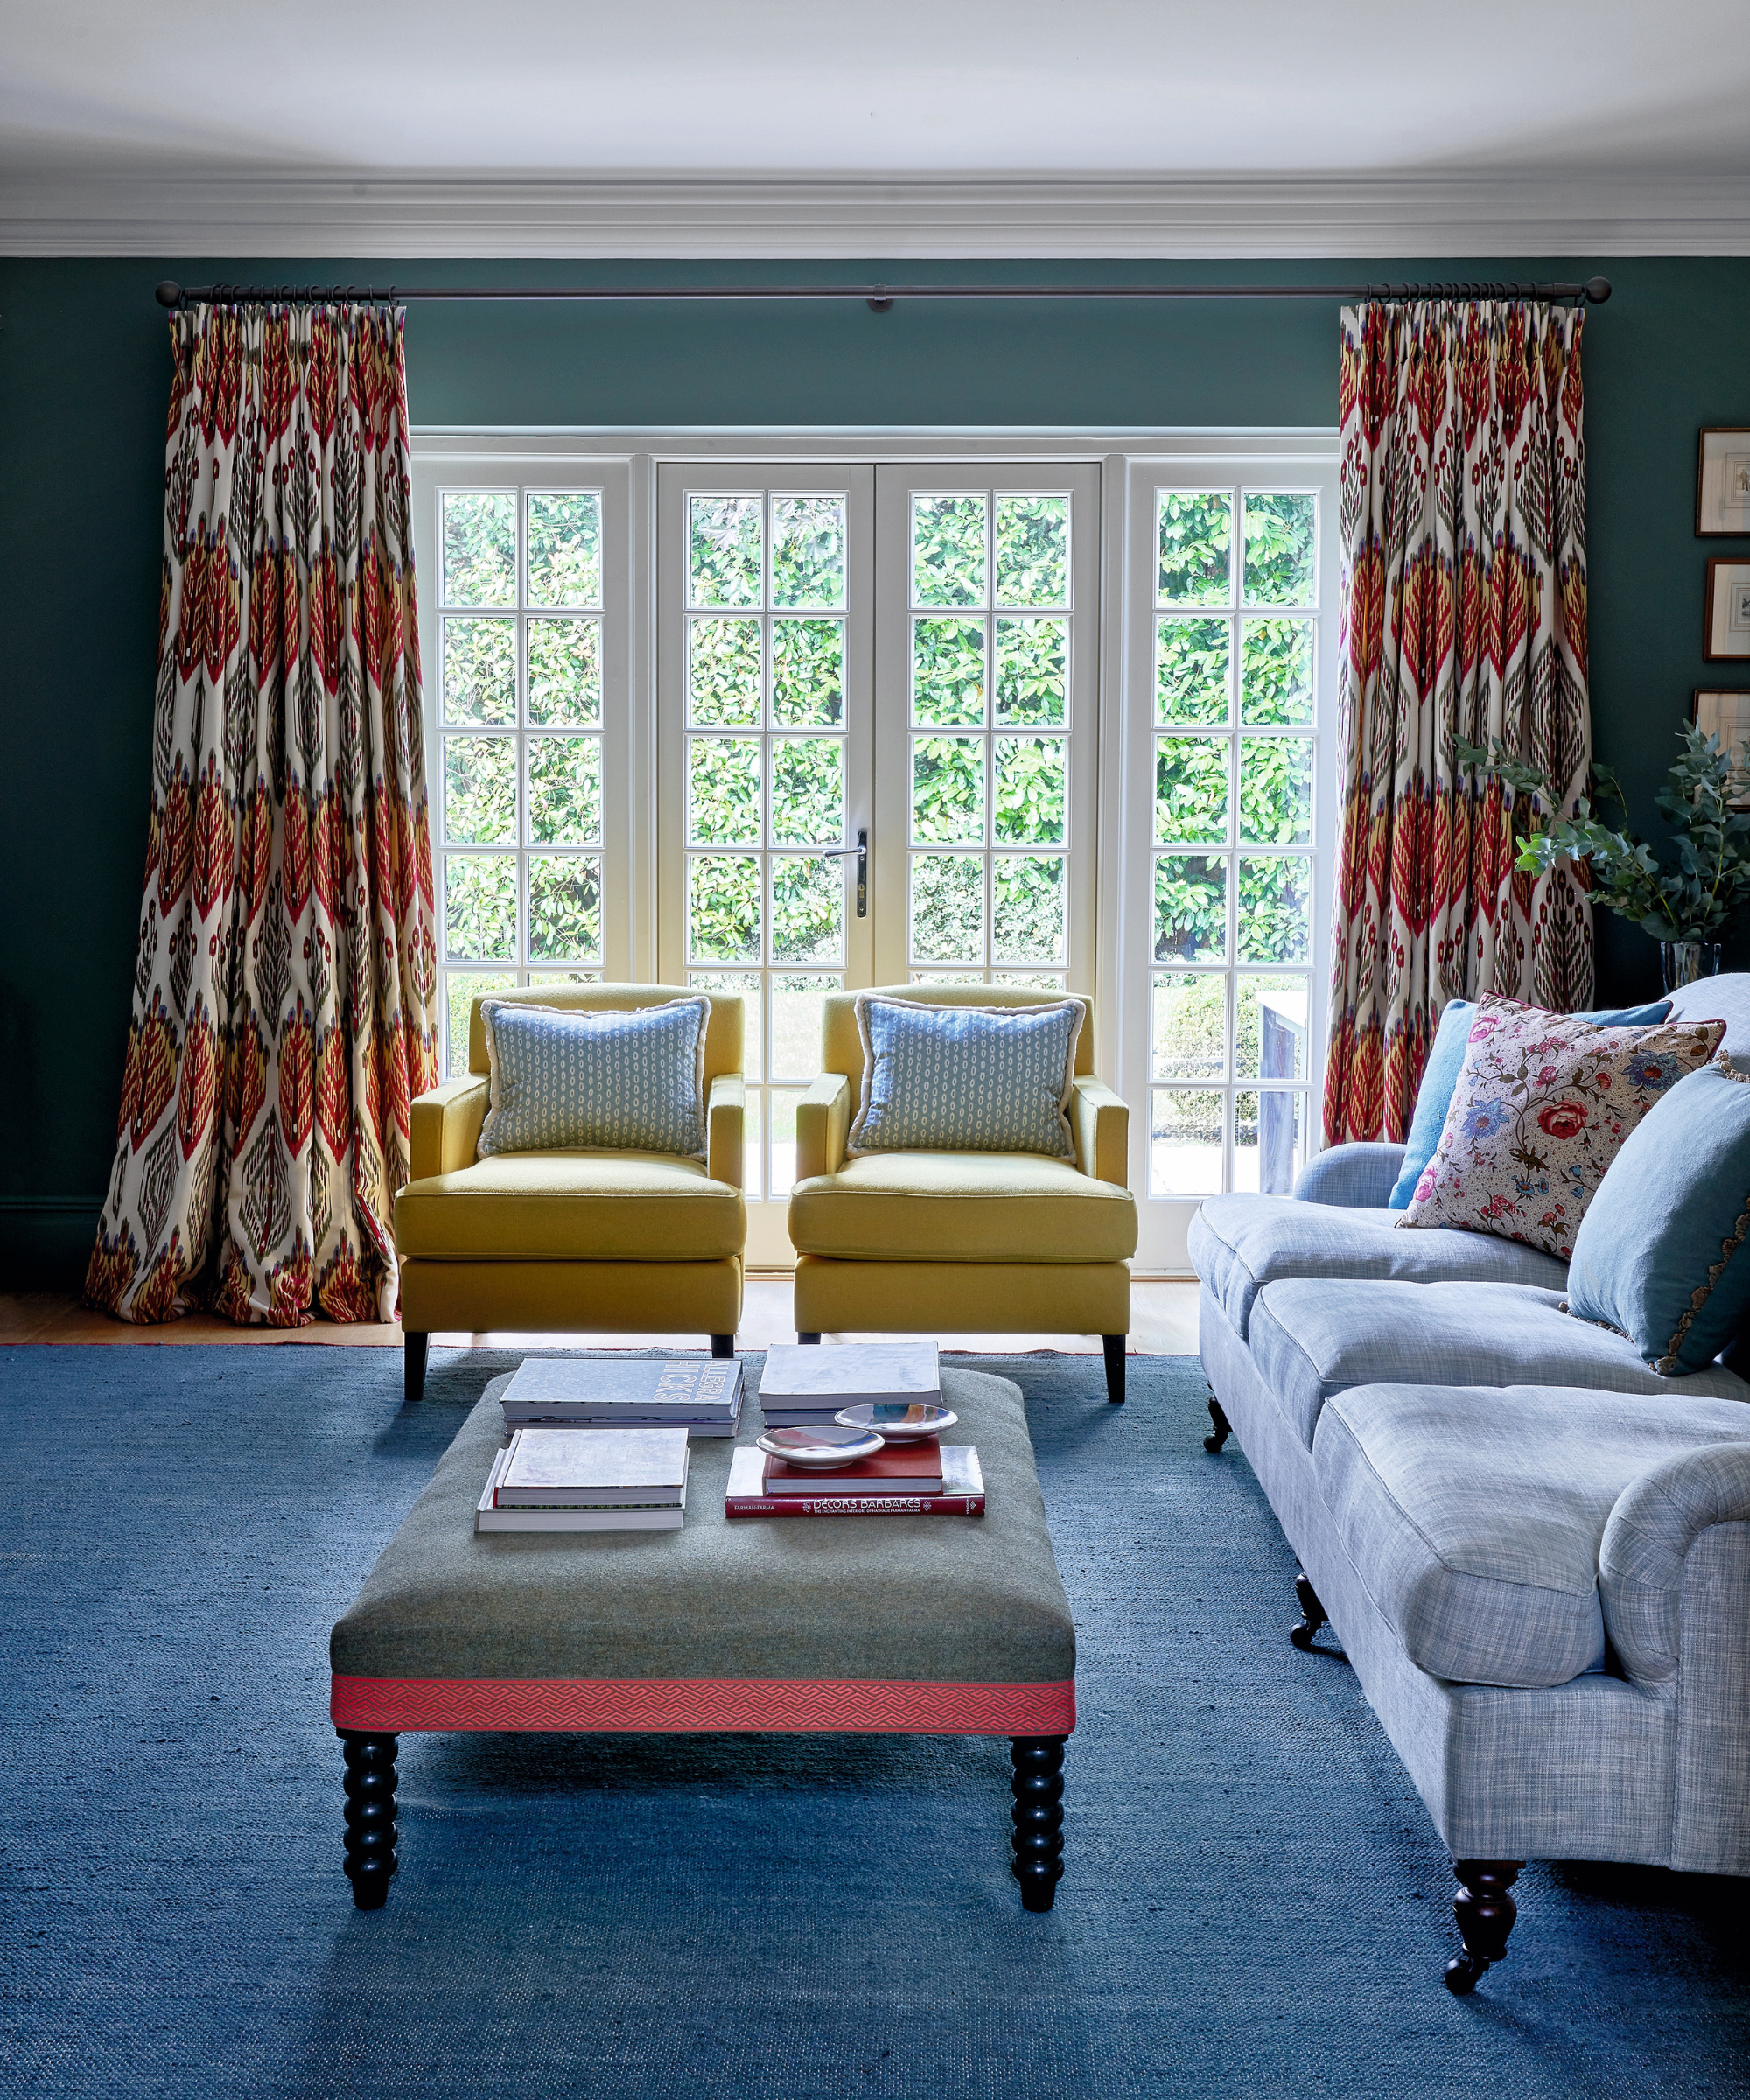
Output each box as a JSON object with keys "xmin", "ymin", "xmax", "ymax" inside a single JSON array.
[
  {"xmin": 475, "ymin": 1449, "xmax": 686, "ymax": 1531},
  {"xmin": 758, "ymin": 1342, "xmax": 941, "ymax": 1407},
  {"xmin": 495, "ymin": 1426, "xmax": 690, "ymax": 1507},
  {"xmin": 500, "ymin": 1357, "xmax": 742, "ymax": 1420}
]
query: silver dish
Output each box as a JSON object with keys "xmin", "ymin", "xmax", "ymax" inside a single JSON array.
[
  {"xmin": 755, "ymin": 1425, "xmax": 886, "ymax": 1470},
  {"xmin": 833, "ymin": 1402, "xmax": 958, "ymax": 1440}
]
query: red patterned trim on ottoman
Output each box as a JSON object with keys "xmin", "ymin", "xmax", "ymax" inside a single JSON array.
[{"xmin": 330, "ymin": 1675, "xmax": 1075, "ymax": 1735}]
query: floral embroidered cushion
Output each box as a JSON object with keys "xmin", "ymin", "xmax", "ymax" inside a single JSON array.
[{"xmin": 1396, "ymin": 995, "xmax": 1726, "ymax": 1259}]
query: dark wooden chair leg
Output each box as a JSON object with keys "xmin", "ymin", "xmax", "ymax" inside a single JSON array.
[
  {"xmin": 1204, "ymin": 1392, "xmax": 1232, "ymax": 1453},
  {"xmin": 1101, "ymin": 1335, "xmax": 1126, "ymax": 1404},
  {"xmin": 1010, "ymin": 1736, "xmax": 1066, "ymax": 1911},
  {"xmin": 403, "ymin": 1331, "xmax": 429, "ymax": 1404},
  {"xmin": 797, "ymin": 1332, "xmax": 822, "ymax": 1344},
  {"xmin": 340, "ymin": 1729, "xmax": 399, "ymax": 1910},
  {"xmin": 1289, "ymin": 1572, "xmax": 1327, "ymax": 1650},
  {"xmin": 1445, "ymin": 1860, "xmax": 1522, "ymax": 1993},
  {"xmin": 710, "ymin": 1334, "xmax": 736, "ymax": 1358}
]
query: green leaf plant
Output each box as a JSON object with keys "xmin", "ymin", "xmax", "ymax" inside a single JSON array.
[{"xmin": 1454, "ymin": 724, "xmax": 1750, "ymax": 945}]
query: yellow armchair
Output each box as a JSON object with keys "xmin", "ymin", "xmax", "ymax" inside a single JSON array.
[
  {"xmin": 394, "ymin": 984, "xmax": 746, "ymax": 1400},
  {"xmin": 786, "ymin": 985, "xmax": 1138, "ymax": 1402}
]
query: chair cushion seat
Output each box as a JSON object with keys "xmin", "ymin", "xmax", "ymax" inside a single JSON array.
[
  {"xmin": 395, "ymin": 1151, "xmax": 746, "ymax": 1262},
  {"xmin": 1314, "ymin": 1382, "xmax": 1750, "ymax": 1688},
  {"xmin": 788, "ymin": 1152, "xmax": 1138, "ymax": 1264},
  {"xmin": 1248, "ymin": 1278, "xmax": 1750, "ymax": 1452},
  {"xmin": 1188, "ymin": 1194, "xmax": 1568, "ymax": 1340}
]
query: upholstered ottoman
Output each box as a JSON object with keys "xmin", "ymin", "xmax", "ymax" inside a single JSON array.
[{"xmin": 329, "ymin": 1366, "xmax": 1077, "ymax": 1912}]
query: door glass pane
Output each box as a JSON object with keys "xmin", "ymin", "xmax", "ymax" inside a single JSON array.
[
  {"xmin": 770, "ymin": 856, "xmax": 843, "ymax": 965},
  {"xmin": 1158, "ymin": 492, "xmax": 1232, "ymax": 606},
  {"xmin": 772, "ymin": 498, "xmax": 845, "ymax": 608},
  {"xmin": 528, "ymin": 856, "xmax": 601, "ymax": 962},
  {"xmin": 1155, "ymin": 738, "xmax": 1228, "ymax": 845},
  {"xmin": 528, "ymin": 737, "xmax": 602, "ymax": 846},
  {"xmin": 911, "ymin": 854, "xmax": 984, "ymax": 962},
  {"xmin": 993, "ymin": 736, "xmax": 1066, "ymax": 844},
  {"xmin": 913, "ymin": 618, "xmax": 986, "ymax": 726},
  {"xmin": 993, "ymin": 617, "xmax": 1067, "ymax": 725},
  {"xmin": 993, "ymin": 855, "xmax": 1065, "ymax": 963},
  {"xmin": 1154, "ymin": 854, "xmax": 1228, "ymax": 962},
  {"xmin": 1240, "ymin": 737, "xmax": 1312, "ymax": 846},
  {"xmin": 992, "ymin": 971, "xmax": 1066, "ymax": 991},
  {"xmin": 1157, "ymin": 618, "xmax": 1229, "ymax": 726},
  {"xmin": 1235, "ymin": 1088, "xmax": 1305, "ymax": 1194},
  {"xmin": 526, "ymin": 492, "xmax": 601, "ymax": 607},
  {"xmin": 690, "ymin": 496, "xmax": 762, "ymax": 606},
  {"xmin": 442, "ymin": 492, "xmax": 516, "ymax": 606},
  {"xmin": 772, "ymin": 619, "xmax": 844, "ymax": 726},
  {"xmin": 527, "ymin": 618, "xmax": 602, "ymax": 726},
  {"xmin": 446, "ymin": 854, "xmax": 516, "ymax": 961},
  {"xmin": 770, "ymin": 974, "xmax": 836, "ymax": 1082},
  {"xmin": 689, "ymin": 617, "xmax": 763, "ymax": 726},
  {"xmin": 689, "ymin": 856, "xmax": 760, "ymax": 962},
  {"xmin": 690, "ymin": 970, "xmax": 762, "ymax": 1086},
  {"xmin": 444, "ymin": 735, "xmax": 516, "ymax": 844},
  {"xmin": 444, "ymin": 970, "xmax": 514, "ymax": 1077},
  {"xmin": 1242, "ymin": 493, "xmax": 1316, "ymax": 606},
  {"xmin": 1152, "ymin": 973, "xmax": 1226, "ymax": 1081},
  {"xmin": 912, "ymin": 495, "xmax": 987, "ymax": 606},
  {"xmin": 767, "ymin": 1086, "xmax": 805, "ymax": 1194},
  {"xmin": 1152, "ymin": 1089, "xmax": 1224, "ymax": 1195},
  {"xmin": 913, "ymin": 736, "xmax": 985, "ymax": 844},
  {"xmin": 994, "ymin": 495, "xmax": 1068, "ymax": 606},
  {"xmin": 1237, "ymin": 858, "xmax": 1311, "ymax": 962},
  {"xmin": 1240, "ymin": 618, "xmax": 1313, "ymax": 725},
  {"xmin": 1236, "ymin": 976, "xmax": 1309, "ymax": 1081},
  {"xmin": 770, "ymin": 738, "xmax": 844, "ymax": 847},
  {"xmin": 443, "ymin": 618, "xmax": 516, "ymax": 725},
  {"xmin": 689, "ymin": 737, "xmax": 763, "ymax": 845}
]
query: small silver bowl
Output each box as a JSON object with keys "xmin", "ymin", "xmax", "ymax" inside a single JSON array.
[
  {"xmin": 834, "ymin": 1402, "xmax": 958, "ymax": 1441},
  {"xmin": 756, "ymin": 1425, "xmax": 886, "ymax": 1470}
]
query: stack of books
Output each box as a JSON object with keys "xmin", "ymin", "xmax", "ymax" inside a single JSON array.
[
  {"xmin": 724, "ymin": 1439, "xmax": 984, "ymax": 1519},
  {"xmin": 757, "ymin": 1341, "xmax": 939, "ymax": 1427},
  {"xmin": 499, "ymin": 1357, "xmax": 743, "ymax": 1438},
  {"xmin": 475, "ymin": 1425, "xmax": 690, "ymax": 1532}
]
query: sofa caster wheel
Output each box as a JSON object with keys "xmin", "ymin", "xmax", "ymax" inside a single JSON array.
[
  {"xmin": 1443, "ymin": 1953, "xmax": 1485, "ymax": 1995},
  {"xmin": 1203, "ymin": 1394, "xmax": 1231, "ymax": 1453},
  {"xmin": 1289, "ymin": 1572, "xmax": 1326, "ymax": 1651}
]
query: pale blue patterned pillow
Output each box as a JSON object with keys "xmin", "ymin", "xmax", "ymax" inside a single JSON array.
[
  {"xmin": 476, "ymin": 997, "xmax": 709, "ymax": 1159},
  {"xmin": 845, "ymin": 996, "xmax": 1083, "ymax": 1159}
]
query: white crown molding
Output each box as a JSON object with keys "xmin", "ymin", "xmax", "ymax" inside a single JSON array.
[{"xmin": 4, "ymin": 170, "xmax": 1750, "ymax": 259}]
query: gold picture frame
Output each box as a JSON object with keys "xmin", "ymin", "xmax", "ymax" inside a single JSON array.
[
  {"xmin": 1698, "ymin": 428, "xmax": 1750, "ymax": 536},
  {"xmin": 1705, "ymin": 559, "xmax": 1750, "ymax": 662},
  {"xmin": 1694, "ymin": 687, "xmax": 1750, "ymax": 806}
]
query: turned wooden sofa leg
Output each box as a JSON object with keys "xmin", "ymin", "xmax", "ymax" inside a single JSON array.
[
  {"xmin": 1445, "ymin": 1860, "xmax": 1522, "ymax": 1993},
  {"xmin": 1204, "ymin": 1392, "xmax": 1232, "ymax": 1452},
  {"xmin": 1102, "ymin": 1335, "xmax": 1126, "ymax": 1404},
  {"xmin": 1289, "ymin": 1572, "xmax": 1327, "ymax": 1651},
  {"xmin": 403, "ymin": 1332, "xmax": 429, "ymax": 1404},
  {"xmin": 710, "ymin": 1334, "xmax": 736, "ymax": 1358}
]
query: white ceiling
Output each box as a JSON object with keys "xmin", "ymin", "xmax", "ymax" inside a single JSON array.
[{"xmin": 4, "ymin": 0, "xmax": 1748, "ymax": 254}]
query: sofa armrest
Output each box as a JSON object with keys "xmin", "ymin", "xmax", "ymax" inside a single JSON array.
[
  {"xmin": 1292, "ymin": 1141, "xmax": 1406, "ymax": 1208},
  {"xmin": 1071, "ymin": 1076, "xmax": 1130, "ymax": 1186},
  {"xmin": 408, "ymin": 1074, "xmax": 489, "ymax": 1183},
  {"xmin": 1599, "ymin": 1444, "xmax": 1750, "ymax": 1687},
  {"xmin": 795, "ymin": 1073, "xmax": 850, "ymax": 1181},
  {"xmin": 708, "ymin": 1074, "xmax": 745, "ymax": 1189}
]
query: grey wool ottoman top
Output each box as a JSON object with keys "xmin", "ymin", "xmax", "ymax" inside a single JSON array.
[{"xmin": 330, "ymin": 1365, "xmax": 1077, "ymax": 1736}]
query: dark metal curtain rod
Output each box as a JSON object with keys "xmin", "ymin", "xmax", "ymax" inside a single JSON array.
[{"xmin": 155, "ymin": 275, "xmax": 1612, "ymax": 313}]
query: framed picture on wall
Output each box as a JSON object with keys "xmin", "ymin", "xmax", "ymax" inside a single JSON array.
[
  {"xmin": 1705, "ymin": 559, "xmax": 1750, "ymax": 661},
  {"xmin": 1698, "ymin": 429, "xmax": 1750, "ymax": 536},
  {"xmin": 1694, "ymin": 688, "xmax": 1750, "ymax": 806}
]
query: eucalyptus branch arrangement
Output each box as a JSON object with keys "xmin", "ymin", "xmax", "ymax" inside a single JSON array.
[{"xmin": 1454, "ymin": 724, "xmax": 1750, "ymax": 945}]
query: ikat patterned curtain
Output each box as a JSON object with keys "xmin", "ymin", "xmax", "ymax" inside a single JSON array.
[
  {"xmin": 86, "ymin": 302, "xmax": 438, "ymax": 1325},
  {"xmin": 1323, "ymin": 298, "xmax": 1592, "ymax": 1147}
]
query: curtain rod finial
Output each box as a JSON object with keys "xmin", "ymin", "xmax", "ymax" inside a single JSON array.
[
  {"xmin": 1586, "ymin": 276, "xmax": 1613, "ymax": 304},
  {"xmin": 155, "ymin": 280, "xmax": 182, "ymax": 309}
]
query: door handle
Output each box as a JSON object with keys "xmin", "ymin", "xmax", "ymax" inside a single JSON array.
[{"xmin": 820, "ymin": 828, "xmax": 868, "ymax": 918}]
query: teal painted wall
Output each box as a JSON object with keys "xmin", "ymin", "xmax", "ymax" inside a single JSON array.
[{"xmin": 2, "ymin": 255, "xmax": 1746, "ymax": 1285}]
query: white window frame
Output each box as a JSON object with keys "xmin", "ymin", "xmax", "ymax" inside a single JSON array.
[{"xmin": 410, "ymin": 430, "xmax": 1340, "ymax": 1274}]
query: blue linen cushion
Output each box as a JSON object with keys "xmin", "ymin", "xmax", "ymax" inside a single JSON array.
[
  {"xmin": 1386, "ymin": 997, "xmax": 1673, "ymax": 1209},
  {"xmin": 845, "ymin": 995, "xmax": 1082, "ymax": 1159},
  {"xmin": 1567, "ymin": 1059, "xmax": 1750, "ymax": 1375},
  {"xmin": 476, "ymin": 996, "xmax": 710, "ymax": 1159}
]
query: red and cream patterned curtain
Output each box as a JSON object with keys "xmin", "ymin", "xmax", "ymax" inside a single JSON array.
[
  {"xmin": 86, "ymin": 302, "xmax": 438, "ymax": 1325},
  {"xmin": 1323, "ymin": 298, "xmax": 1591, "ymax": 1147}
]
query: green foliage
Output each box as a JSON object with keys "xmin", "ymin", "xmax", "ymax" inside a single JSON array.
[
  {"xmin": 1156, "ymin": 738, "xmax": 1228, "ymax": 844},
  {"xmin": 1240, "ymin": 618, "xmax": 1314, "ymax": 724},
  {"xmin": 1240, "ymin": 737, "xmax": 1311, "ymax": 845},
  {"xmin": 1157, "ymin": 618, "xmax": 1229, "ymax": 724},
  {"xmin": 772, "ymin": 499, "xmax": 844, "ymax": 608},
  {"xmin": 994, "ymin": 617, "xmax": 1067, "ymax": 725},
  {"xmin": 445, "ymin": 854, "xmax": 516, "ymax": 961},
  {"xmin": 994, "ymin": 496, "xmax": 1068, "ymax": 606},
  {"xmin": 1154, "ymin": 853, "xmax": 1227, "ymax": 961},
  {"xmin": 1456, "ymin": 724, "xmax": 1750, "ymax": 943},
  {"xmin": 444, "ymin": 734, "xmax": 515, "ymax": 844},
  {"xmin": 690, "ymin": 618, "xmax": 763, "ymax": 726},
  {"xmin": 1158, "ymin": 493, "xmax": 1231, "ymax": 606},
  {"xmin": 690, "ymin": 497, "xmax": 762, "ymax": 607},
  {"xmin": 912, "ymin": 496, "xmax": 986, "ymax": 607},
  {"xmin": 1237, "ymin": 857, "xmax": 1310, "ymax": 962},
  {"xmin": 443, "ymin": 616, "xmax": 515, "ymax": 725},
  {"xmin": 914, "ymin": 619, "xmax": 986, "ymax": 725},
  {"xmin": 528, "ymin": 617, "xmax": 602, "ymax": 726},
  {"xmin": 1152, "ymin": 971, "xmax": 1226, "ymax": 1079},
  {"xmin": 529, "ymin": 736, "xmax": 602, "ymax": 846},
  {"xmin": 689, "ymin": 737, "xmax": 762, "ymax": 846},
  {"xmin": 441, "ymin": 492, "xmax": 515, "ymax": 606},
  {"xmin": 527, "ymin": 492, "xmax": 601, "ymax": 608},
  {"xmin": 1242, "ymin": 494, "xmax": 1316, "ymax": 606},
  {"xmin": 444, "ymin": 970, "xmax": 514, "ymax": 1075},
  {"xmin": 528, "ymin": 855, "xmax": 601, "ymax": 962},
  {"xmin": 690, "ymin": 855, "xmax": 760, "ymax": 962},
  {"xmin": 993, "ymin": 854, "xmax": 1064, "ymax": 962},
  {"xmin": 993, "ymin": 736, "xmax": 1066, "ymax": 844},
  {"xmin": 771, "ymin": 857, "xmax": 841, "ymax": 963},
  {"xmin": 773, "ymin": 619, "xmax": 844, "ymax": 726},
  {"xmin": 770, "ymin": 737, "xmax": 844, "ymax": 847},
  {"xmin": 911, "ymin": 853, "xmax": 984, "ymax": 961},
  {"xmin": 913, "ymin": 736, "xmax": 984, "ymax": 844}
]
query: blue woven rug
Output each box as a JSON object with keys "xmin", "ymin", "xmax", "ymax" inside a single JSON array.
[{"xmin": 2, "ymin": 1345, "xmax": 1744, "ymax": 2098}]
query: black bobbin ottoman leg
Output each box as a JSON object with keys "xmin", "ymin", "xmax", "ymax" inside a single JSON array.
[
  {"xmin": 339, "ymin": 1729, "xmax": 399, "ymax": 1909},
  {"xmin": 1010, "ymin": 1736, "xmax": 1067, "ymax": 1911}
]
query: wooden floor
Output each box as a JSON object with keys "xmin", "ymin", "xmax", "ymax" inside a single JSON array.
[{"xmin": 1, "ymin": 1278, "xmax": 1201, "ymax": 1354}]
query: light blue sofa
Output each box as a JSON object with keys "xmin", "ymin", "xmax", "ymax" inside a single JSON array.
[{"xmin": 1191, "ymin": 975, "xmax": 1750, "ymax": 1992}]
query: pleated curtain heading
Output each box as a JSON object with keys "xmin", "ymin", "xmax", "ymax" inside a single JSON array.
[
  {"xmin": 86, "ymin": 301, "xmax": 438, "ymax": 1325},
  {"xmin": 1323, "ymin": 298, "xmax": 1592, "ymax": 1149}
]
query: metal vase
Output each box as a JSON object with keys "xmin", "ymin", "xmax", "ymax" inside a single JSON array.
[{"xmin": 1660, "ymin": 941, "xmax": 1724, "ymax": 992}]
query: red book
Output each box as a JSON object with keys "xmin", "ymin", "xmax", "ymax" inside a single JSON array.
[
  {"xmin": 761, "ymin": 1434, "xmax": 943, "ymax": 1495},
  {"xmin": 727, "ymin": 1446, "xmax": 984, "ymax": 1517}
]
